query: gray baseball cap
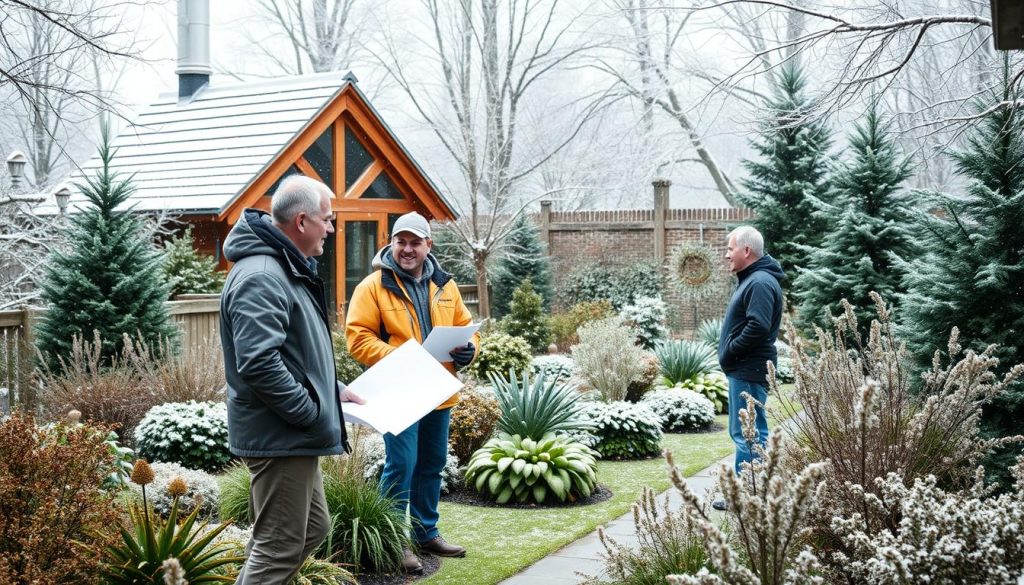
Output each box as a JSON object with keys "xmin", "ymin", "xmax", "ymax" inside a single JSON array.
[{"xmin": 392, "ymin": 211, "xmax": 431, "ymax": 239}]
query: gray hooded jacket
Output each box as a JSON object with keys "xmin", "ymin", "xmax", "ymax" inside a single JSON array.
[{"xmin": 220, "ymin": 208, "xmax": 346, "ymax": 457}]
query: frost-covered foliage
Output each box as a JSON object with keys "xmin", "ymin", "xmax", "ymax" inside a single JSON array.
[
  {"xmin": 561, "ymin": 261, "xmax": 662, "ymax": 310},
  {"xmin": 161, "ymin": 227, "xmax": 225, "ymax": 297},
  {"xmin": 778, "ymin": 294, "xmax": 1023, "ymax": 545},
  {"xmin": 549, "ymin": 300, "xmax": 613, "ymax": 351},
  {"xmin": 491, "ymin": 370, "xmax": 590, "ymax": 440},
  {"xmin": 775, "ymin": 355, "xmax": 795, "ymax": 383},
  {"xmin": 357, "ymin": 430, "xmax": 460, "ymax": 495},
  {"xmin": 449, "ymin": 389, "xmax": 501, "ymax": 462},
  {"xmin": 464, "ymin": 433, "xmax": 599, "ymax": 504},
  {"xmin": 128, "ymin": 461, "xmax": 220, "ymax": 519},
  {"xmin": 134, "ymin": 401, "xmax": 231, "ymax": 472},
  {"xmin": 530, "ymin": 354, "xmax": 576, "ymax": 382},
  {"xmin": 465, "ymin": 332, "xmax": 533, "ymax": 382},
  {"xmin": 665, "ymin": 397, "xmax": 828, "ymax": 585},
  {"xmin": 695, "ymin": 318, "xmax": 722, "ymax": 349},
  {"xmin": 500, "ymin": 279, "xmax": 552, "ymax": 353},
  {"xmin": 832, "ymin": 466, "xmax": 1024, "ymax": 585},
  {"xmin": 572, "ymin": 316, "xmax": 648, "ymax": 402},
  {"xmin": 642, "ymin": 389, "xmax": 716, "ymax": 432},
  {"xmin": 655, "ymin": 371, "xmax": 730, "ymax": 415},
  {"xmin": 619, "ymin": 296, "xmax": 669, "ymax": 350},
  {"xmin": 581, "ymin": 401, "xmax": 663, "ymax": 460}
]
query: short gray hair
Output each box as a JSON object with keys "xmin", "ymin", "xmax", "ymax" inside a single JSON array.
[
  {"xmin": 271, "ymin": 175, "xmax": 332, "ymax": 224},
  {"xmin": 728, "ymin": 225, "xmax": 764, "ymax": 257}
]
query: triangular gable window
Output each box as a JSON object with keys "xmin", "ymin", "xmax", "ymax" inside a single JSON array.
[
  {"xmin": 304, "ymin": 126, "xmax": 333, "ymax": 188},
  {"xmin": 266, "ymin": 164, "xmax": 302, "ymax": 196},
  {"xmin": 345, "ymin": 127, "xmax": 374, "ymax": 191},
  {"xmin": 362, "ymin": 171, "xmax": 405, "ymax": 200}
]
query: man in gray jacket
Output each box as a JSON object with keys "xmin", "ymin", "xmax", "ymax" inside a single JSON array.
[{"xmin": 220, "ymin": 175, "xmax": 363, "ymax": 584}]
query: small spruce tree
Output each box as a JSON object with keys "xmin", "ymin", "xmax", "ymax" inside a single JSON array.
[
  {"xmin": 36, "ymin": 131, "xmax": 176, "ymax": 370},
  {"xmin": 898, "ymin": 82, "xmax": 1024, "ymax": 487},
  {"xmin": 740, "ymin": 63, "xmax": 833, "ymax": 292},
  {"xmin": 794, "ymin": 106, "xmax": 918, "ymax": 335},
  {"xmin": 161, "ymin": 227, "xmax": 225, "ymax": 297},
  {"xmin": 500, "ymin": 279, "xmax": 552, "ymax": 354},
  {"xmin": 491, "ymin": 214, "xmax": 553, "ymax": 318}
]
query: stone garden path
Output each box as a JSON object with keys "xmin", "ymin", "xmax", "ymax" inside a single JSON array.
[{"xmin": 498, "ymin": 452, "xmax": 733, "ymax": 585}]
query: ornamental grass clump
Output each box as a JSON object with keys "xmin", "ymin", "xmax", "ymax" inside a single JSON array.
[
  {"xmin": 582, "ymin": 486, "xmax": 708, "ymax": 585},
  {"xmin": 664, "ymin": 395, "xmax": 829, "ymax": 585},
  {"xmin": 572, "ymin": 316, "xmax": 648, "ymax": 402},
  {"xmin": 777, "ymin": 293, "xmax": 1023, "ymax": 551},
  {"xmin": 464, "ymin": 432, "xmax": 599, "ymax": 504},
  {"xmin": 489, "ymin": 369, "xmax": 591, "ymax": 439}
]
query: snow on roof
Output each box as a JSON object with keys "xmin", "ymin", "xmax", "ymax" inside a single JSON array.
[{"xmin": 55, "ymin": 71, "xmax": 352, "ymax": 215}]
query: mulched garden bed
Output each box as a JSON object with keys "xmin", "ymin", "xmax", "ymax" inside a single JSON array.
[
  {"xmin": 441, "ymin": 483, "xmax": 613, "ymax": 509},
  {"xmin": 354, "ymin": 553, "xmax": 441, "ymax": 585}
]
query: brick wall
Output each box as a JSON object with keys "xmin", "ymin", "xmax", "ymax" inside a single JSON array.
[{"xmin": 540, "ymin": 201, "xmax": 754, "ymax": 337}]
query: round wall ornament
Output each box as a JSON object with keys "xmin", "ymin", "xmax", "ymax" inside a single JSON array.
[{"xmin": 668, "ymin": 243, "xmax": 722, "ymax": 299}]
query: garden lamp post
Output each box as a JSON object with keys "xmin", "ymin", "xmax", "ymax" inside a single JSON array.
[
  {"xmin": 6, "ymin": 150, "xmax": 27, "ymax": 192},
  {"xmin": 54, "ymin": 186, "xmax": 71, "ymax": 216}
]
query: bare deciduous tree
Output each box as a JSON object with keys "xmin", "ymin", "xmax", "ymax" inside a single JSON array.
[
  {"xmin": 239, "ymin": 0, "xmax": 365, "ymax": 75},
  {"xmin": 373, "ymin": 0, "xmax": 601, "ymax": 317}
]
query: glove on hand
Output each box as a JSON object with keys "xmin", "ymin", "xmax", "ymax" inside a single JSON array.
[{"xmin": 450, "ymin": 342, "xmax": 476, "ymax": 368}]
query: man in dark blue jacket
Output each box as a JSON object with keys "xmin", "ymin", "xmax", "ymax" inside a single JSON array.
[{"xmin": 715, "ymin": 225, "xmax": 785, "ymax": 509}]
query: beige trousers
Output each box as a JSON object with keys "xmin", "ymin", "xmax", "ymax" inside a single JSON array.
[{"xmin": 234, "ymin": 456, "xmax": 331, "ymax": 585}]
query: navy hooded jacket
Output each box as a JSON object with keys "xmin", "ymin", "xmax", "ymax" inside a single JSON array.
[{"xmin": 718, "ymin": 255, "xmax": 786, "ymax": 384}]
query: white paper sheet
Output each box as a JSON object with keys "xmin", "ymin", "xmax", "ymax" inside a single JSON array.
[
  {"xmin": 342, "ymin": 340, "xmax": 464, "ymax": 435},
  {"xmin": 421, "ymin": 322, "xmax": 482, "ymax": 362}
]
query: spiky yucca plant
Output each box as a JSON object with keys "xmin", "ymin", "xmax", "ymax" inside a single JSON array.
[
  {"xmin": 464, "ymin": 432, "xmax": 599, "ymax": 504},
  {"xmin": 696, "ymin": 318, "xmax": 723, "ymax": 349},
  {"xmin": 656, "ymin": 341, "xmax": 718, "ymax": 386},
  {"xmin": 489, "ymin": 370, "xmax": 591, "ymax": 439}
]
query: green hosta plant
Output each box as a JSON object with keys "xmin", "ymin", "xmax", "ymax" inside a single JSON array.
[
  {"xmin": 490, "ymin": 370, "xmax": 592, "ymax": 439},
  {"xmin": 465, "ymin": 432, "xmax": 599, "ymax": 504},
  {"xmin": 656, "ymin": 340, "xmax": 718, "ymax": 386}
]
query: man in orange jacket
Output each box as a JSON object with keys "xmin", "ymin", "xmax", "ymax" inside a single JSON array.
[{"xmin": 345, "ymin": 211, "xmax": 479, "ymax": 573}]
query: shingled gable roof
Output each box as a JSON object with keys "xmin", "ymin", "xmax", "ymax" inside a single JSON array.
[{"xmin": 56, "ymin": 71, "xmax": 454, "ymax": 218}]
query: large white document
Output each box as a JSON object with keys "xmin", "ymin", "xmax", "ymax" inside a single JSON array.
[
  {"xmin": 421, "ymin": 322, "xmax": 482, "ymax": 362},
  {"xmin": 342, "ymin": 340, "xmax": 464, "ymax": 435}
]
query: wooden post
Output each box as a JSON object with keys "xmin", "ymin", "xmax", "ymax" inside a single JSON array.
[
  {"xmin": 18, "ymin": 306, "xmax": 38, "ymax": 411},
  {"xmin": 652, "ymin": 179, "xmax": 671, "ymax": 264},
  {"xmin": 539, "ymin": 200, "xmax": 552, "ymax": 253}
]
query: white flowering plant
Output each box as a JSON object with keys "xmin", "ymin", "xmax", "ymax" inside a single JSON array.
[
  {"xmin": 134, "ymin": 400, "xmax": 231, "ymax": 472},
  {"xmin": 127, "ymin": 461, "xmax": 220, "ymax": 519},
  {"xmin": 581, "ymin": 400, "xmax": 663, "ymax": 460},
  {"xmin": 642, "ymin": 389, "xmax": 717, "ymax": 432},
  {"xmin": 619, "ymin": 296, "xmax": 670, "ymax": 350},
  {"xmin": 530, "ymin": 354, "xmax": 576, "ymax": 382}
]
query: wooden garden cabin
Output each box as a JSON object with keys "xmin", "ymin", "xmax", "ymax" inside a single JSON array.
[{"xmin": 62, "ymin": 72, "xmax": 457, "ymax": 319}]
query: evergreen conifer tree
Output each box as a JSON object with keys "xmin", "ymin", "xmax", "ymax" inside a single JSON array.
[
  {"xmin": 501, "ymin": 279, "xmax": 552, "ymax": 354},
  {"xmin": 741, "ymin": 64, "xmax": 833, "ymax": 291},
  {"xmin": 36, "ymin": 132, "xmax": 176, "ymax": 370},
  {"xmin": 430, "ymin": 224, "xmax": 477, "ymax": 285},
  {"xmin": 794, "ymin": 106, "xmax": 918, "ymax": 334},
  {"xmin": 898, "ymin": 84, "xmax": 1024, "ymax": 486},
  {"xmin": 161, "ymin": 227, "xmax": 225, "ymax": 297},
  {"xmin": 491, "ymin": 214, "xmax": 553, "ymax": 318}
]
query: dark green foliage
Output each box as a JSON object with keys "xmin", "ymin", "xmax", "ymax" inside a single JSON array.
[
  {"xmin": 161, "ymin": 227, "xmax": 225, "ymax": 297},
  {"xmin": 898, "ymin": 88, "xmax": 1024, "ymax": 487},
  {"xmin": 491, "ymin": 214, "xmax": 553, "ymax": 318},
  {"xmin": 655, "ymin": 341, "xmax": 718, "ymax": 386},
  {"xmin": 794, "ymin": 106, "xmax": 919, "ymax": 335},
  {"xmin": 500, "ymin": 279, "xmax": 552, "ymax": 353},
  {"xmin": 466, "ymin": 332, "xmax": 533, "ymax": 382},
  {"xmin": 561, "ymin": 260, "xmax": 662, "ymax": 310},
  {"xmin": 332, "ymin": 332, "xmax": 365, "ymax": 384},
  {"xmin": 489, "ymin": 369, "xmax": 591, "ymax": 439},
  {"xmin": 36, "ymin": 130, "xmax": 175, "ymax": 371},
  {"xmin": 740, "ymin": 63, "xmax": 833, "ymax": 290},
  {"xmin": 430, "ymin": 224, "xmax": 477, "ymax": 285}
]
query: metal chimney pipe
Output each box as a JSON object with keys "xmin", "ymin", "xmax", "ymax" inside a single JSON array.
[{"xmin": 176, "ymin": 0, "xmax": 211, "ymax": 99}]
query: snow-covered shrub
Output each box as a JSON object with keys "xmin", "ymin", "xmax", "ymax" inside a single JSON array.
[
  {"xmin": 128, "ymin": 461, "xmax": 220, "ymax": 519},
  {"xmin": 561, "ymin": 261, "xmax": 662, "ymax": 310},
  {"xmin": 642, "ymin": 389, "xmax": 716, "ymax": 432},
  {"xmin": 134, "ymin": 401, "xmax": 231, "ymax": 472},
  {"xmin": 572, "ymin": 316, "xmax": 648, "ymax": 402},
  {"xmin": 775, "ymin": 355, "xmax": 795, "ymax": 383},
  {"xmin": 581, "ymin": 401, "xmax": 663, "ymax": 460},
  {"xmin": 466, "ymin": 332, "xmax": 533, "ymax": 382},
  {"xmin": 620, "ymin": 296, "xmax": 669, "ymax": 350},
  {"xmin": 831, "ymin": 468, "xmax": 1024, "ymax": 585},
  {"xmin": 358, "ymin": 431, "xmax": 461, "ymax": 494},
  {"xmin": 530, "ymin": 354, "xmax": 576, "ymax": 382}
]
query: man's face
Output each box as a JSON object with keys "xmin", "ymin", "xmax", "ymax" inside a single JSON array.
[
  {"xmin": 392, "ymin": 231, "xmax": 432, "ymax": 276},
  {"xmin": 298, "ymin": 194, "xmax": 335, "ymax": 257},
  {"xmin": 725, "ymin": 235, "xmax": 753, "ymax": 273}
]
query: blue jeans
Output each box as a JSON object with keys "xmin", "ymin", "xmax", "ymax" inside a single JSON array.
[
  {"xmin": 727, "ymin": 377, "xmax": 769, "ymax": 475},
  {"xmin": 379, "ymin": 407, "xmax": 451, "ymax": 543}
]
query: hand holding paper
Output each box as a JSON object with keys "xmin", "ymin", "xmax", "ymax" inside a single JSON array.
[{"xmin": 421, "ymin": 322, "xmax": 482, "ymax": 362}]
